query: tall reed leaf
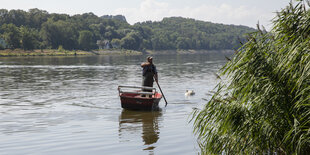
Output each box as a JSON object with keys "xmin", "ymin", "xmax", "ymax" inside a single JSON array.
[{"xmin": 192, "ymin": 1, "xmax": 310, "ymax": 154}]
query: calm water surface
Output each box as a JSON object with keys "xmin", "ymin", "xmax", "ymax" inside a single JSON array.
[{"xmin": 0, "ymin": 52, "xmax": 231, "ymax": 155}]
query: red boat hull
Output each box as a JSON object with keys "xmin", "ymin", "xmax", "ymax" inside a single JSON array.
[{"xmin": 119, "ymin": 92, "xmax": 162, "ymax": 110}]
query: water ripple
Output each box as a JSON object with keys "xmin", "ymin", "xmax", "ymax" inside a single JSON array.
[{"xmin": 0, "ymin": 53, "xmax": 231, "ymax": 154}]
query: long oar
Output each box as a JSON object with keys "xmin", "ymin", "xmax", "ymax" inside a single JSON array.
[{"xmin": 154, "ymin": 77, "xmax": 168, "ymax": 107}]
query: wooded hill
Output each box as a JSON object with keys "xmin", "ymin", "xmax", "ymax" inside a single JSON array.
[{"xmin": 0, "ymin": 8, "xmax": 255, "ymax": 51}]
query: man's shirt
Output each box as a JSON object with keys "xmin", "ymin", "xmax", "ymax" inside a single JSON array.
[{"xmin": 142, "ymin": 64, "xmax": 157, "ymax": 76}]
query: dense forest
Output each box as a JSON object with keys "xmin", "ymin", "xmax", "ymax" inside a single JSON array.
[{"xmin": 0, "ymin": 8, "xmax": 255, "ymax": 51}]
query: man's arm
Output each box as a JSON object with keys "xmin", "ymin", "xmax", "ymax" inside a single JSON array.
[
  {"xmin": 141, "ymin": 62, "xmax": 150, "ymax": 67},
  {"xmin": 154, "ymin": 73, "xmax": 158, "ymax": 82},
  {"xmin": 153, "ymin": 65, "xmax": 158, "ymax": 82}
]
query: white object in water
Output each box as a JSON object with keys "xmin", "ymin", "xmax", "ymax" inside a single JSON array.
[{"xmin": 185, "ymin": 90, "xmax": 195, "ymax": 96}]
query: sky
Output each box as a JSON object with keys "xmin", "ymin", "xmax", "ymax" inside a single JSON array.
[{"xmin": 0, "ymin": 0, "xmax": 293, "ymax": 29}]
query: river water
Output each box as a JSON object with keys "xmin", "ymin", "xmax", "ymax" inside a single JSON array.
[{"xmin": 0, "ymin": 52, "xmax": 231, "ymax": 155}]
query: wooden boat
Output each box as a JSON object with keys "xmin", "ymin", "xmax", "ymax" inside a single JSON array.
[{"xmin": 118, "ymin": 85, "xmax": 162, "ymax": 110}]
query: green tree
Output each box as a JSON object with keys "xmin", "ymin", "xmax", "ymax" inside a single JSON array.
[
  {"xmin": 7, "ymin": 9, "xmax": 28, "ymax": 27},
  {"xmin": 192, "ymin": 1, "xmax": 310, "ymax": 154},
  {"xmin": 0, "ymin": 8, "xmax": 254, "ymax": 51},
  {"xmin": 28, "ymin": 8, "xmax": 48, "ymax": 29},
  {"xmin": 120, "ymin": 32, "xmax": 142, "ymax": 50},
  {"xmin": 120, "ymin": 35, "xmax": 136, "ymax": 50},
  {"xmin": 78, "ymin": 30, "xmax": 93, "ymax": 50},
  {"xmin": 176, "ymin": 37, "xmax": 190, "ymax": 49},
  {"xmin": 151, "ymin": 36, "xmax": 160, "ymax": 50},
  {"xmin": 20, "ymin": 26, "xmax": 39, "ymax": 50},
  {"xmin": 40, "ymin": 18, "xmax": 78, "ymax": 49},
  {"xmin": 111, "ymin": 38, "xmax": 121, "ymax": 48},
  {"xmin": 0, "ymin": 9, "xmax": 9, "ymax": 26},
  {"xmin": 104, "ymin": 26, "xmax": 118, "ymax": 40},
  {"xmin": 1, "ymin": 23, "xmax": 21, "ymax": 49}
]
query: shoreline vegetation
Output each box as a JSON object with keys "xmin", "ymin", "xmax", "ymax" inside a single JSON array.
[
  {"xmin": 0, "ymin": 9, "xmax": 254, "ymax": 55},
  {"xmin": 0, "ymin": 49, "xmax": 234, "ymax": 57},
  {"xmin": 192, "ymin": 1, "xmax": 310, "ymax": 154}
]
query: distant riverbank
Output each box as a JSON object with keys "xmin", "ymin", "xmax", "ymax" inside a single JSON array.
[
  {"xmin": 0, "ymin": 49, "xmax": 142, "ymax": 57},
  {"xmin": 146, "ymin": 49, "xmax": 234, "ymax": 55},
  {"xmin": 0, "ymin": 49, "xmax": 233, "ymax": 57}
]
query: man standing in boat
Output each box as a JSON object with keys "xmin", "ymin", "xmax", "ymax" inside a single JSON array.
[{"xmin": 141, "ymin": 56, "xmax": 158, "ymax": 92}]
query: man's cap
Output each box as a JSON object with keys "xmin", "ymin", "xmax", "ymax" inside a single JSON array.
[{"xmin": 147, "ymin": 56, "xmax": 153, "ymax": 60}]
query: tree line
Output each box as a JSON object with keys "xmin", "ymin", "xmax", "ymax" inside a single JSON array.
[{"xmin": 0, "ymin": 8, "xmax": 255, "ymax": 51}]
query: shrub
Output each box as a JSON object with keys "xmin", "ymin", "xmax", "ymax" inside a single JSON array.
[{"xmin": 192, "ymin": 1, "xmax": 310, "ymax": 154}]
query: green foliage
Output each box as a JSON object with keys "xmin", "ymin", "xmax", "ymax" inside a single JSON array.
[
  {"xmin": 120, "ymin": 33, "xmax": 138, "ymax": 50},
  {"xmin": 1, "ymin": 23, "xmax": 21, "ymax": 49},
  {"xmin": 136, "ymin": 17, "xmax": 254, "ymax": 50},
  {"xmin": 58, "ymin": 45, "xmax": 64, "ymax": 52},
  {"xmin": 78, "ymin": 30, "xmax": 94, "ymax": 50},
  {"xmin": 40, "ymin": 18, "xmax": 78, "ymax": 50},
  {"xmin": 27, "ymin": 8, "xmax": 49, "ymax": 29},
  {"xmin": 111, "ymin": 38, "xmax": 121, "ymax": 48},
  {"xmin": 20, "ymin": 26, "xmax": 40, "ymax": 50},
  {"xmin": 192, "ymin": 1, "xmax": 310, "ymax": 154},
  {"xmin": 0, "ymin": 8, "xmax": 254, "ymax": 51},
  {"xmin": 0, "ymin": 44, "xmax": 4, "ymax": 50}
]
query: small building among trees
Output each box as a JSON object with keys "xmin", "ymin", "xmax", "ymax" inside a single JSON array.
[
  {"xmin": 0, "ymin": 38, "xmax": 7, "ymax": 49},
  {"xmin": 96, "ymin": 40, "xmax": 110, "ymax": 49}
]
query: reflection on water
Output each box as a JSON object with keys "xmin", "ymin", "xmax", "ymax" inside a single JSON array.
[
  {"xmin": 119, "ymin": 110, "xmax": 162, "ymax": 153},
  {"xmin": 0, "ymin": 52, "xmax": 232, "ymax": 154}
]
